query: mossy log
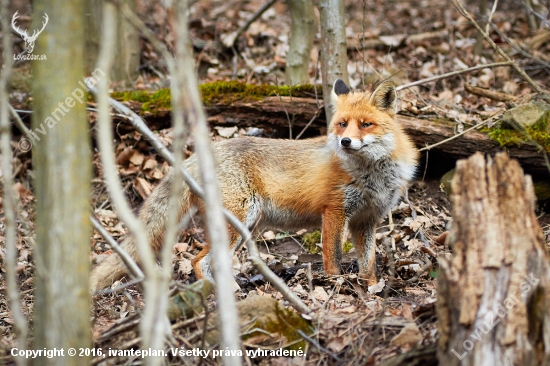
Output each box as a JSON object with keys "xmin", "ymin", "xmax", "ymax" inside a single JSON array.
[
  {"xmin": 108, "ymin": 88, "xmax": 550, "ymax": 177},
  {"xmin": 436, "ymin": 152, "xmax": 550, "ymax": 366}
]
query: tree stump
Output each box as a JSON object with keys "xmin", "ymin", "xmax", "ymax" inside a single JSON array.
[{"xmin": 436, "ymin": 152, "xmax": 550, "ymax": 366}]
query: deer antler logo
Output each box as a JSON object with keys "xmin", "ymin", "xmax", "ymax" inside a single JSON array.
[{"xmin": 11, "ymin": 11, "xmax": 49, "ymax": 54}]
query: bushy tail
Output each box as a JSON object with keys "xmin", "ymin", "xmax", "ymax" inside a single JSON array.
[{"xmin": 90, "ymin": 172, "xmax": 189, "ymax": 292}]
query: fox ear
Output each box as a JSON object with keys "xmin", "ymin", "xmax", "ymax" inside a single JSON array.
[
  {"xmin": 331, "ymin": 79, "xmax": 350, "ymax": 105},
  {"xmin": 369, "ymin": 81, "xmax": 397, "ymax": 113},
  {"xmin": 333, "ymin": 79, "xmax": 351, "ymax": 96}
]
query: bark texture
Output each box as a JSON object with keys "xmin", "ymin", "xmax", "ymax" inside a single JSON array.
[
  {"xmin": 285, "ymin": 0, "xmax": 316, "ymax": 86},
  {"xmin": 436, "ymin": 152, "xmax": 550, "ymax": 366},
  {"xmin": 84, "ymin": 0, "xmax": 140, "ymax": 86},
  {"xmin": 318, "ymin": 0, "xmax": 349, "ymax": 123},
  {"xmin": 112, "ymin": 0, "xmax": 140, "ymax": 86},
  {"xmin": 31, "ymin": 0, "xmax": 92, "ymax": 365}
]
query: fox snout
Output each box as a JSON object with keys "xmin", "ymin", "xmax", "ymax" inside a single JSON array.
[{"xmin": 339, "ymin": 136, "xmax": 365, "ymax": 151}]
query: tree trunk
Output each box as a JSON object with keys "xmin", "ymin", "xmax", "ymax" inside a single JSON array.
[
  {"xmin": 85, "ymin": 0, "xmax": 140, "ymax": 87},
  {"xmin": 285, "ymin": 0, "xmax": 316, "ymax": 86},
  {"xmin": 31, "ymin": 1, "xmax": 92, "ymax": 365},
  {"xmin": 318, "ymin": 0, "xmax": 349, "ymax": 123},
  {"xmin": 112, "ymin": 0, "xmax": 140, "ymax": 87},
  {"xmin": 84, "ymin": 0, "xmax": 101, "ymax": 74},
  {"xmin": 436, "ymin": 152, "xmax": 550, "ymax": 366}
]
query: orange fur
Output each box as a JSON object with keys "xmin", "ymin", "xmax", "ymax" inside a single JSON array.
[{"xmin": 89, "ymin": 80, "xmax": 418, "ymax": 291}]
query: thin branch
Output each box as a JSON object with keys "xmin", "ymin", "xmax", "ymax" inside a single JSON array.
[
  {"xmin": 8, "ymin": 106, "xmax": 33, "ymax": 140},
  {"xmin": 452, "ymin": 0, "xmax": 543, "ymax": 93},
  {"xmin": 396, "ymin": 61, "xmax": 513, "ymax": 91},
  {"xmin": 487, "ymin": 21, "xmax": 550, "ymax": 70},
  {"xmin": 90, "ymin": 215, "xmax": 144, "ymax": 281},
  {"xmin": 99, "ymin": 4, "xmax": 310, "ymax": 315},
  {"xmin": 485, "ymin": 0, "xmax": 499, "ymax": 35},
  {"xmin": 178, "ymin": 0, "xmax": 243, "ymax": 359},
  {"xmin": 295, "ymin": 108, "xmax": 321, "ymax": 140},
  {"xmin": 418, "ymin": 119, "xmax": 491, "ymax": 152},
  {"xmin": 93, "ymin": 2, "xmax": 161, "ymax": 361},
  {"xmin": 221, "ymin": 0, "xmax": 278, "ymax": 48},
  {"xmin": 0, "ymin": 0, "xmax": 28, "ymax": 363}
]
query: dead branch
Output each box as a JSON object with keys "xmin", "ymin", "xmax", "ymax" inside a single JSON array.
[
  {"xmin": 464, "ymin": 83, "xmax": 517, "ymax": 102},
  {"xmin": 176, "ymin": 0, "xmax": 243, "ymax": 361},
  {"xmin": 93, "ymin": 3, "xmax": 167, "ymax": 363},
  {"xmin": 396, "ymin": 61, "xmax": 514, "ymax": 91},
  {"xmin": 90, "ymin": 215, "xmax": 144, "ymax": 281},
  {"xmin": 112, "ymin": 5, "xmax": 311, "ymax": 316},
  {"xmin": 452, "ymin": 0, "xmax": 544, "ymax": 93},
  {"xmin": 0, "ymin": 1, "xmax": 28, "ymax": 364},
  {"xmin": 348, "ymin": 29, "xmax": 449, "ymax": 51}
]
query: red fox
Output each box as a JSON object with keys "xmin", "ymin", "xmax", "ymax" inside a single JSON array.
[{"xmin": 90, "ymin": 79, "xmax": 418, "ymax": 291}]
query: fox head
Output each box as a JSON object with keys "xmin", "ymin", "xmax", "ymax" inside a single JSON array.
[{"xmin": 328, "ymin": 79, "xmax": 400, "ymax": 161}]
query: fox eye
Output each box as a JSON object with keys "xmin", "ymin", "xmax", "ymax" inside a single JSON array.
[
  {"xmin": 361, "ymin": 122, "xmax": 373, "ymax": 128},
  {"xmin": 339, "ymin": 122, "xmax": 347, "ymax": 128}
]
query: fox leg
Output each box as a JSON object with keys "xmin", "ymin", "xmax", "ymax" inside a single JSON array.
[
  {"xmin": 191, "ymin": 197, "xmax": 260, "ymax": 282},
  {"xmin": 191, "ymin": 225, "xmax": 241, "ymax": 282},
  {"xmin": 350, "ymin": 218, "xmax": 378, "ymax": 285},
  {"xmin": 321, "ymin": 208, "xmax": 347, "ymax": 275}
]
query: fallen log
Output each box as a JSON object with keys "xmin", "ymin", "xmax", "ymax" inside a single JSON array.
[
  {"xmin": 109, "ymin": 95, "xmax": 550, "ymax": 177},
  {"xmin": 203, "ymin": 97, "xmax": 549, "ymax": 177},
  {"xmin": 436, "ymin": 152, "xmax": 550, "ymax": 366}
]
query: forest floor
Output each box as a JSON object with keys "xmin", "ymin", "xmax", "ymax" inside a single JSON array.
[{"xmin": 1, "ymin": 0, "xmax": 550, "ymax": 365}]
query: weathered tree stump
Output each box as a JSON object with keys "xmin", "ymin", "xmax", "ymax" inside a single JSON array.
[{"xmin": 436, "ymin": 152, "xmax": 550, "ymax": 365}]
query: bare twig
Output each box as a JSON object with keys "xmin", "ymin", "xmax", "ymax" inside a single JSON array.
[
  {"xmin": 176, "ymin": 0, "xmax": 243, "ymax": 362},
  {"xmin": 8, "ymin": 106, "xmax": 32, "ymax": 140},
  {"xmin": 418, "ymin": 119, "xmax": 491, "ymax": 152},
  {"xmin": 485, "ymin": 0, "xmax": 499, "ymax": 35},
  {"xmin": 452, "ymin": 0, "xmax": 543, "ymax": 93},
  {"xmin": 487, "ymin": 21, "xmax": 550, "ymax": 70},
  {"xmin": 94, "ymin": 3, "xmax": 164, "ymax": 363},
  {"xmin": 99, "ymin": 5, "xmax": 310, "ymax": 316},
  {"xmin": 295, "ymin": 109, "xmax": 321, "ymax": 140},
  {"xmin": 90, "ymin": 215, "xmax": 144, "ymax": 281},
  {"xmin": 221, "ymin": 0, "xmax": 278, "ymax": 48},
  {"xmin": 0, "ymin": 1, "xmax": 28, "ymax": 364},
  {"xmin": 464, "ymin": 83, "xmax": 517, "ymax": 102},
  {"xmin": 396, "ymin": 61, "xmax": 513, "ymax": 91},
  {"xmin": 297, "ymin": 330, "xmax": 340, "ymax": 361}
]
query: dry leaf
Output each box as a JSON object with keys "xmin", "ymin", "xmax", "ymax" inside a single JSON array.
[
  {"xmin": 313, "ymin": 286, "xmax": 329, "ymax": 302},
  {"xmin": 390, "ymin": 323, "xmax": 423, "ymax": 350},
  {"xmin": 134, "ymin": 177, "xmax": 152, "ymax": 199},
  {"xmin": 129, "ymin": 151, "xmax": 144, "ymax": 166},
  {"xmin": 368, "ymin": 278, "xmax": 386, "ymax": 294},
  {"xmin": 143, "ymin": 158, "xmax": 158, "ymax": 170},
  {"xmin": 262, "ymin": 231, "xmax": 275, "ymax": 240},
  {"xmin": 174, "ymin": 243, "xmax": 189, "ymax": 253},
  {"xmin": 215, "ymin": 126, "xmax": 238, "ymax": 138},
  {"xmin": 177, "ymin": 258, "xmax": 193, "ymax": 275},
  {"xmin": 327, "ymin": 336, "xmax": 348, "ymax": 352}
]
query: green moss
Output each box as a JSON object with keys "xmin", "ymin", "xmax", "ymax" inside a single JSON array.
[
  {"xmin": 199, "ymin": 81, "xmax": 320, "ymax": 106},
  {"xmin": 301, "ymin": 230, "xmax": 321, "ymax": 254},
  {"xmin": 244, "ymin": 301, "xmax": 313, "ymax": 351},
  {"xmin": 109, "ymin": 82, "xmax": 320, "ymax": 114},
  {"xmin": 110, "ymin": 89, "xmax": 172, "ymax": 114},
  {"xmin": 343, "ymin": 241, "xmax": 354, "ymax": 254},
  {"xmin": 142, "ymin": 89, "xmax": 172, "ymax": 112},
  {"xmin": 483, "ymin": 114, "xmax": 550, "ymax": 153}
]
